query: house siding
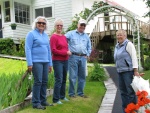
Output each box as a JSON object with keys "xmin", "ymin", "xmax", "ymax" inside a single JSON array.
[
  {"xmin": 1, "ymin": 0, "xmax": 97, "ymax": 39},
  {"xmin": 54, "ymin": 0, "xmax": 72, "ymax": 32},
  {"xmin": 32, "ymin": 0, "xmax": 72, "ymax": 33},
  {"xmin": 32, "ymin": 0, "xmax": 54, "ymax": 7}
]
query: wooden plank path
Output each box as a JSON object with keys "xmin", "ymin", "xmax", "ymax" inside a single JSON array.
[{"xmin": 0, "ymin": 54, "xmax": 26, "ymax": 61}]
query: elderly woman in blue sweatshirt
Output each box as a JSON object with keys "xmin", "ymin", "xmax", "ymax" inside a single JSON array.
[
  {"xmin": 114, "ymin": 29, "xmax": 142, "ymax": 113},
  {"xmin": 25, "ymin": 16, "xmax": 53, "ymax": 110}
]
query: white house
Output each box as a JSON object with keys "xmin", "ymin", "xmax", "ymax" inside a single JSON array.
[{"xmin": 0, "ymin": 0, "xmax": 99, "ymax": 40}]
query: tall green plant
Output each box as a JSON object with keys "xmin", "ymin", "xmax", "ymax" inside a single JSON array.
[
  {"xmin": 88, "ymin": 62, "xmax": 107, "ymax": 82},
  {"xmin": 0, "ymin": 72, "xmax": 33, "ymax": 110}
]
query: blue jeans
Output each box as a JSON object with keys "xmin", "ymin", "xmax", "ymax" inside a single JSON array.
[
  {"xmin": 118, "ymin": 71, "xmax": 137, "ymax": 113},
  {"xmin": 32, "ymin": 62, "xmax": 49, "ymax": 107},
  {"xmin": 52, "ymin": 60, "xmax": 68, "ymax": 103},
  {"xmin": 68, "ymin": 55, "xmax": 87, "ymax": 96}
]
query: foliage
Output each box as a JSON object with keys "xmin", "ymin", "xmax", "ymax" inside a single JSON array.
[
  {"xmin": 143, "ymin": 69, "xmax": 150, "ymax": 80},
  {"xmin": 144, "ymin": 57, "xmax": 150, "ymax": 70},
  {"xmin": 0, "ymin": 38, "xmax": 26, "ymax": 57},
  {"xmin": 0, "ymin": 71, "xmax": 32, "ymax": 110},
  {"xmin": 0, "ymin": 38, "xmax": 14, "ymax": 55},
  {"xmin": 143, "ymin": 44, "xmax": 150, "ymax": 56},
  {"xmin": 66, "ymin": 14, "xmax": 80, "ymax": 32},
  {"xmin": 125, "ymin": 90, "xmax": 150, "ymax": 113},
  {"xmin": 88, "ymin": 62, "xmax": 107, "ymax": 82},
  {"xmin": 89, "ymin": 48, "xmax": 100, "ymax": 63},
  {"xmin": 66, "ymin": 1, "xmax": 109, "ymax": 32},
  {"xmin": 13, "ymin": 39, "xmax": 25, "ymax": 57},
  {"xmin": 10, "ymin": 23, "xmax": 17, "ymax": 27},
  {"xmin": 144, "ymin": 0, "xmax": 150, "ymax": 17},
  {"xmin": 47, "ymin": 72, "xmax": 54, "ymax": 89}
]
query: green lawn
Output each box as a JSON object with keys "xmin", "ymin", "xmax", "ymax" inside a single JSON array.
[
  {"xmin": 143, "ymin": 69, "xmax": 150, "ymax": 80},
  {"xmin": 16, "ymin": 81, "xmax": 106, "ymax": 113},
  {"xmin": 0, "ymin": 58, "xmax": 26, "ymax": 75}
]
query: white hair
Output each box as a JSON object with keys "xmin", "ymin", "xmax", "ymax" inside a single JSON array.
[
  {"xmin": 32, "ymin": 16, "xmax": 49, "ymax": 30},
  {"xmin": 54, "ymin": 18, "xmax": 64, "ymax": 27}
]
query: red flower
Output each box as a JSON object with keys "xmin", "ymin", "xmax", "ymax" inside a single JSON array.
[
  {"xmin": 125, "ymin": 103, "xmax": 139, "ymax": 113},
  {"xmin": 125, "ymin": 90, "xmax": 150, "ymax": 113},
  {"xmin": 145, "ymin": 109, "xmax": 150, "ymax": 113}
]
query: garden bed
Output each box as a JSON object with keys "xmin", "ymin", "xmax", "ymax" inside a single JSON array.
[{"xmin": 0, "ymin": 89, "xmax": 53, "ymax": 113}]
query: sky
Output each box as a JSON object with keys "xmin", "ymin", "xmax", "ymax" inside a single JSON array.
[{"xmin": 111, "ymin": 0, "xmax": 149, "ymax": 22}]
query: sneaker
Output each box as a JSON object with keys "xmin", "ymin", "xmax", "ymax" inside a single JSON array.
[
  {"xmin": 63, "ymin": 97, "xmax": 69, "ymax": 101},
  {"xmin": 56, "ymin": 101, "xmax": 63, "ymax": 104},
  {"xmin": 41, "ymin": 102, "xmax": 53, "ymax": 106},
  {"xmin": 33, "ymin": 105, "xmax": 46, "ymax": 110}
]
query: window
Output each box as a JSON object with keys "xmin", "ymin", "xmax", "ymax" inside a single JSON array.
[
  {"xmin": 14, "ymin": 2, "xmax": 30, "ymax": 24},
  {"xmin": 35, "ymin": 7, "xmax": 52, "ymax": 18},
  {"xmin": 4, "ymin": 1, "xmax": 11, "ymax": 22}
]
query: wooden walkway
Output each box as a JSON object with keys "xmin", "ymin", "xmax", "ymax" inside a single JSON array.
[{"xmin": 0, "ymin": 54, "xmax": 26, "ymax": 61}]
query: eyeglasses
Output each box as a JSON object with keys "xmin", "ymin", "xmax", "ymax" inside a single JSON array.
[
  {"xmin": 37, "ymin": 22, "xmax": 46, "ymax": 25},
  {"xmin": 56, "ymin": 25, "xmax": 63, "ymax": 27},
  {"xmin": 80, "ymin": 23, "xmax": 86, "ymax": 27}
]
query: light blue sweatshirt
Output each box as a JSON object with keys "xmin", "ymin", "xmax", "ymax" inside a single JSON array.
[{"xmin": 25, "ymin": 28, "xmax": 52, "ymax": 66}]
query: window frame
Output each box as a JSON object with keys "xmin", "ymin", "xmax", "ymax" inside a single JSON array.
[
  {"xmin": 14, "ymin": 2, "xmax": 30, "ymax": 25},
  {"xmin": 35, "ymin": 5, "xmax": 53, "ymax": 18},
  {"xmin": 4, "ymin": 1, "xmax": 11, "ymax": 22}
]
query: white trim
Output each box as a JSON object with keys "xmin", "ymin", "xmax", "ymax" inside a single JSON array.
[{"xmin": 33, "ymin": 4, "xmax": 54, "ymax": 19}]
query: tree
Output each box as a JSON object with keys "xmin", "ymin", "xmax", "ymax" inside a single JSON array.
[{"xmin": 144, "ymin": 0, "xmax": 150, "ymax": 18}]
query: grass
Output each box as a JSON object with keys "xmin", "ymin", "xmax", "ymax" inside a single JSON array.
[
  {"xmin": 16, "ymin": 81, "xmax": 106, "ymax": 113},
  {"xmin": 0, "ymin": 58, "xmax": 106, "ymax": 113},
  {"xmin": 143, "ymin": 69, "xmax": 150, "ymax": 80},
  {"xmin": 0, "ymin": 58, "xmax": 26, "ymax": 75}
]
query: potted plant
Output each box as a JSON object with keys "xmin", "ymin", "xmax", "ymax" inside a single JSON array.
[{"xmin": 10, "ymin": 23, "xmax": 17, "ymax": 30}]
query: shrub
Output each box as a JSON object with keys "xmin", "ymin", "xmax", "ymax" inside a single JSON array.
[
  {"xmin": 88, "ymin": 62, "xmax": 107, "ymax": 81},
  {"xmin": 89, "ymin": 48, "xmax": 100, "ymax": 63},
  {"xmin": 0, "ymin": 38, "xmax": 14, "ymax": 55},
  {"xmin": 13, "ymin": 39, "xmax": 25, "ymax": 57},
  {"xmin": 144, "ymin": 56, "xmax": 150, "ymax": 70}
]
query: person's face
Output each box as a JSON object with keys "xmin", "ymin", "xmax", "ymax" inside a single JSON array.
[
  {"xmin": 36, "ymin": 19, "xmax": 46, "ymax": 31},
  {"xmin": 77, "ymin": 23, "xmax": 86, "ymax": 33},
  {"xmin": 55, "ymin": 22, "xmax": 63, "ymax": 33},
  {"xmin": 116, "ymin": 33, "xmax": 126, "ymax": 44}
]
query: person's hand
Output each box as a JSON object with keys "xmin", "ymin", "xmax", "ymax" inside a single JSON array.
[
  {"xmin": 67, "ymin": 51, "xmax": 72, "ymax": 55},
  {"xmin": 134, "ymin": 72, "xmax": 145, "ymax": 76},
  {"xmin": 86, "ymin": 56, "xmax": 90, "ymax": 60},
  {"xmin": 28, "ymin": 66, "xmax": 32, "ymax": 72},
  {"xmin": 49, "ymin": 66, "xmax": 52, "ymax": 73},
  {"xmin": 134, "ymin": 71, "xmax": 140, "ymax": 76},
  {"xmin": 84, "ymin": 56, "xmax": 88, "ymax": 59},
  {"xmin": 139, "ymin": 73, "xmax": 145, "ymax": 76}
]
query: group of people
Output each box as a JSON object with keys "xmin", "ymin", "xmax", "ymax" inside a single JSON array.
[
  {"xmin": 25, "ymin": 16, "xmax": 143, "ymax": 113},
  {"xmin": 25, "ymin": 16, "xmax": 91, "ymax": 110}
]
